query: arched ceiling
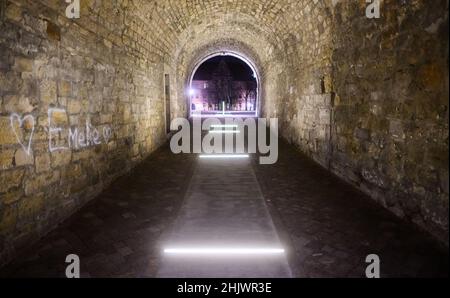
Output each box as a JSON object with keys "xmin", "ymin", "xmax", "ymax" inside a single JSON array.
[
  {"xmin": 127, "ymin": 0, "xmax": 334, "ymax": 66},
  {"xmin": 111, "ymin": 0, "xmax": 335, "ymax": 117}
]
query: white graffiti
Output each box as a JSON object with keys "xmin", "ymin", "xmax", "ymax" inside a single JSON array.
[
  {"xmin": 103, "ymin": 126, "xmax": 112, "ymax": 143},
  {"xmin": 7, "ymin": 109, "xmax": 112, "ymax": 156},
  {"xmin": 48, "ymin": 108, "xmax": 113, "ymax": 152},
  {"xmin": 48, "ymin": 108, "xmax": 68, "ymax": 152},
  {"xmin": 10, "ymin": 113, "xmax": 36, "ymax": 156}
]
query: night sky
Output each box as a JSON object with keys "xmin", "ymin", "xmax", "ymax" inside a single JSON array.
[{"xmin": 193, "ymin": 56, "xmax": 256, "ymax": 81}]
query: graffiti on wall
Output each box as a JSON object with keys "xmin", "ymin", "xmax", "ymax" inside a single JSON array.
[
  {"xmin": 9, "ymin": 109, "xmax": 112, "ymax": 156},
  {"xmin": 48, "ymin": 108, "xmax": 112, "ymax": 152},
  {"xmin": 10, "ymin": 113, "xmax": 36, "ymax": 156}
]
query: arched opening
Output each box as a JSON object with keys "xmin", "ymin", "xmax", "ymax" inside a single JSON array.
[{"xmin": 188, "ymin": 52, "xmax": 260, "ymax": 117}]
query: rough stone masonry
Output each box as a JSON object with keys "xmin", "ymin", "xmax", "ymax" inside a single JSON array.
[{"xmin": 0, "ymin": 0, "xmax": 448, "ymax": 267}]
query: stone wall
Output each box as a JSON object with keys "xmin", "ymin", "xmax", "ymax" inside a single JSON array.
[
  {"xmin": 0, "ymin": 0, "xmax": 169, "ymax": 265},
  {"xmin": 278, "ymin": 0, "xmax": 448, "ymax": 245},
  {"xmin": 329, "ymin": 0, "xmax": 449, "ymax": 245},
  {"xmin": 278, "ymin": 0, "xmax": 334, "ymax": 168}
]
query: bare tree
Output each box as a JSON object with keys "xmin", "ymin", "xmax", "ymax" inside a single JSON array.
[
  {"xmin": 237, "ymin": 81, "xmax": 257, "ymax": 111},
  {"xmin": 212, "ymin": 59, "xmax": 233, "ymax": 110}
]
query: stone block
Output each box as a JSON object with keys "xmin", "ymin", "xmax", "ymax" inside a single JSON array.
[
  {"xmin": 0, "ymin": 205, "xmax": 18, "ymax": 235},
  {"xmin": 48, "ymin": 108, "xmax": 68, "ymax": 126},
  {"xmin": 14, "ymin": 149, "xmax": 34, "ymax": 166},
  {"xmin": 319, "ymin": 108, "xmax": 331, "ymax": 125},
  {"xmin": 0, "ymin": 169, "xmax": 25, "ymax": 193},
  {"xmin": 35, "ymin": 153, "xmax": 51, "ymax": 173},
  {"xmin": 14, "ymin": 57, "xmax": 33, "ymax": 73},
  {"xmin": 24, "ymin": 171, "xmax": 60, "ymax": 196},
  {"xmin": 418, "ymin": 63, "xmax": 444, "ymax": 91},
  {"xmin": 0, "ymin": 116, "xmax": 19, "ymax": 145},
  {"xmin": 2, "ymin": 95, "xmax": 34, "ymax": 113},
  {"xmin": 18, "ymin": 194, "xmax": 45, "ymax": 221},
  {"xmin": 51, "ymin": 150, "xmax": 72, "ymax": 168},
  {"xmin": 58, "ymin": 80, "xmax": 72, "ymax": 97},
  {"xmin": 40, "ymin": 80, "xmax": 57, "ymax": 104},
  {"xmin": 389, "ymin": 119, "xmax": 404, "ymax": 140},
  {"xmin": 440, "ymin": 170, "xmax": 449, "ymax": 194},
  {"xmin": 62, "ymin": 163, "xmax": 83, "ymax": 180},
  {"xmin": 323, "ymin": 75, "xmax": 333, "ymax": 93},
  {"xmin": 5, "ymin": 3, "xmax": 22, "ymax": 23},
  {"xmin": 354, "ymin": 128, "xmax": 370, "ymax": 141},
  {"xmin": 2, "ymin": 190, "xmax": 24, "ymax": 205},
  {"xmin": 68, "ymin": 99, "xmax": 81, "ymax": 114},
  {"xmin": 0, "ymin": 148, "xmax": 15, "ymax": 170},
  {"xmin": 46, "ymin": 21, "xmax": 61, "ymax": 41}
]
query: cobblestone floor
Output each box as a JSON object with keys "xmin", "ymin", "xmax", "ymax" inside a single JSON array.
[
  {"xmin": 0, "ymin": 146, "xmax": 196, "ymax": 278},
  {"xmin": 253, "ymin": 140, "xmax": 448, "ymax": 278},
  {"xmin": 0, "ymin": 140, "xmax": 448, "ymax": 278}
]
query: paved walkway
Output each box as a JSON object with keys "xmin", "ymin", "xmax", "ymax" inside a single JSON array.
[
  {"xmin": 253, "ymin": 141, "xmax": 448, "ymax": 277},
  {"xmin": 0, "ymin": 147, "xmax": 196, "ymax": 278},
  {"xmin": 0, "ymin": 139, "xmax": 448, "ymax": 278},
  {"xmin": 157, "ymin": 157, "xmax": 291, "ymax": 278}
]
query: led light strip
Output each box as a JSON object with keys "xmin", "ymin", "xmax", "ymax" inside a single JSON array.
[
  {"xmin": 199, "ymin": 154, "xmax": 249, "ymax": 159},
  {"xmin": 164, "ymin": 248, "xmax": 285, "ymax": 255}
]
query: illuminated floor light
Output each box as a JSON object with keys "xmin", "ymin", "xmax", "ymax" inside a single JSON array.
[
  {"xmin": 199, "ymin": 154, "xmax": 249, "ymax": 159},
  {"xmin": 164, "ymin": 248, "xmax": 285, "ymax": 255}
]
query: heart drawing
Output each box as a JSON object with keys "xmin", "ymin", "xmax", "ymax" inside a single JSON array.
[
  {"xmin": 10, "ymin": 113, "xmax": 36, "ymax": 156},
  {"xmin": 103, "ymin": 126, "xmax": 112, "ymax": 143}
]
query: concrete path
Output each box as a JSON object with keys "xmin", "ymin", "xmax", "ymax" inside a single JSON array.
[{"xmin": 157, "ymin": 157, "xmax": 292, "ymax": 278}]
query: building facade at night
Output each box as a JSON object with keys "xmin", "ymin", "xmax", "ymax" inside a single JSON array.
[
  {"xmin": 190, "ymin": 80, "xmax": 257, "ymax": 112},
  {"xmin": 191, "ymin": 60, "xmax": 257, "ymax": 112}
]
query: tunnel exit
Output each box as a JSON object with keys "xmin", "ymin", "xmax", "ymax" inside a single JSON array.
[{"xmin": 188, "ymin": 53, "xmax": 259, "ymax": 118}]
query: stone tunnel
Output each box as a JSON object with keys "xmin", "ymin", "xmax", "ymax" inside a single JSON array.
[{"xmin": 0, "ymin": 0, "xmax": 448, "ymax": 278}]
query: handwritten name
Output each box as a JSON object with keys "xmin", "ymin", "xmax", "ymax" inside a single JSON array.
[{"xmin": 48, "ymin": 108, "xmax": 112, "ymax": 152}]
